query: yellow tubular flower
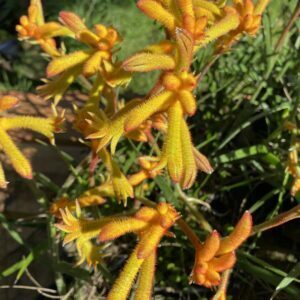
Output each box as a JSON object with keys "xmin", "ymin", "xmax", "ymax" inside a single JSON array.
[
  {"xmin": 137, "ymin": 0, "xmax": 176, "ymax": 32},
  {"xmin": 162, "ymin": 101, "xmax": 184, "ymax": 183},
  {"xmin": 193, "ymin": 0, "xmax": 222, "ymax": 16},
  {"xmin": 0, "ymin": 96, "xmax": 60, "ymax": 185},
  {"xmin": 100, "ymin": 203, "xmax": 180, "ymax": 299},
  {"xmin": 180, "ymin": 118, "xmax": 197, "ymax": 189},
  {"xmin": 136, "ymin": 222, "xmax": 169, "ymax": 258},
  {"xmin": 124, "ymin": 91, "xmax": 174, "ymax": 132},
  {"xmin": 36, "ymin": 22, "xmax": 71, "ymax": 38},
  {"xmin": 0, "ymin": 116, "xmax": 55, "ymax": 140},
  {"xmin": 98, "ymin": 218, "xmax": 150, "ymax": 241},
  {"xmin": 0, "ymin": 127, "xmax": 32, "ymax": 179},
  {"xmin": 122, "ymin": 53, "xmax": 176, "ymax": 72},
  {"xmin": 107, "ymin": 247, "xmax": 145, "ymax": 300},
  {"xmin": 46, "ymin": 50, "xmax": 92, "ymax": 78},
  {"xmin": 196, "ymin": 7, "xmax": 240, "ymax": 47},
  {"xmin": 134, "ymin": 251, "xmax": 157, "ymax": 300},
  {"xmin": 124, "ymin": 70, "xmax": 197, "ymax": 136}
]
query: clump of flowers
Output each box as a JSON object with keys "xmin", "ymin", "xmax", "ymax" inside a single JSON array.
[
  {"xmin": 190, "ymin": 211, "xmax": 252, "ymax": 287},
  {"xmin": 10, "ymin": 0, "xmax": 281, "ymax": 299}
]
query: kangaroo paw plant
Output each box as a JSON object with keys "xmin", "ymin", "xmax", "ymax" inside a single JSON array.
[{"xmin": 4, "ymin": 0, "xmax": 299, "ymax": 299}]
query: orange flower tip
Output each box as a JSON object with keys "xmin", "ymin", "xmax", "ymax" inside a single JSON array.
[
  {"xmin": 212, "ymin": 229, "xmax": 219, "ymax": 235},
  {"xmin": 242, "ymin": 210, "xmax": 253, "ymax": 227},
  {"xmin": 243, "ymin": 211, "xmax": 253, "ymax": 234},
  {"xmin": 210, "ymin": 230, "xmax": 220, "ymax": 240}
]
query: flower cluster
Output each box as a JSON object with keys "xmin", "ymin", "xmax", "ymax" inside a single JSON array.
[
  {"xmin": 16, "ymin": 0, "xmax": 270, "ymax": 205},
  {"xmin": 56, "ymin": 202, "xmax": 180, "ymax": 299},
  {"xmin": 56, "ymin": 200, "xmax": 252, "ymax": 298},
  {"xmin": 16, "ymin": 0, "xmax": 70, "ymax": 56},
  {"xmin": 13, "ymin": 0, "xmax": 272, "ymax": 299},
  {"xmin": 190, "ymin": 211, "xmax": 252, "ymax": 287},
  {"xmin": 100, "ymin": 203, "xmax": 180, "ymax": 300}
]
